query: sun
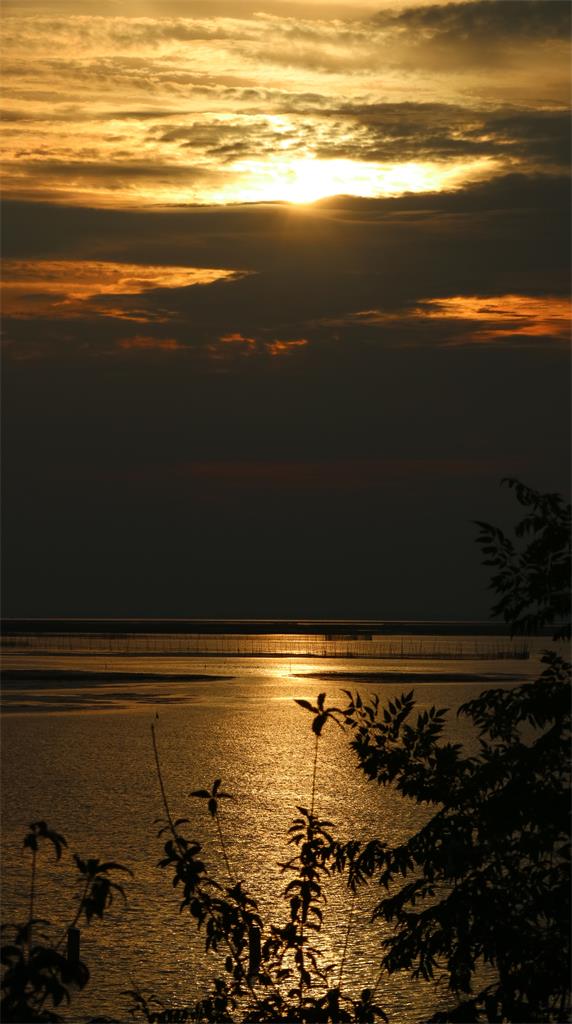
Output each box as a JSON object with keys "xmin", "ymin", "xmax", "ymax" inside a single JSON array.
[
  {"xmin": 225, "ymin": 156, "xmax": 500, "ymax": 206},
  {"xmin": 283, "ymin": 158, "xmax": 359, "ymax": 204},
  {"xmin": 227, "ymin": 156, "xmax": 388, "ymax": 204}
]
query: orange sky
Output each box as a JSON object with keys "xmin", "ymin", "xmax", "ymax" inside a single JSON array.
[
  {"xmin": 1, "ymin": 1, "xmax": 570, "ymax": 618},
  {"xmin": 2, "ymin": 0, "xmax": 569, "ymax": 207}
]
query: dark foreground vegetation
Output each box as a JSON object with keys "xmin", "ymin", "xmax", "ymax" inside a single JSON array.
[{"xmin": 2, "ymin": 479, "xmax": 570, "ymax": 1024}]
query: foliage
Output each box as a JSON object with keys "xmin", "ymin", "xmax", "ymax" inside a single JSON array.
[
  {"xmin": 136, "ymin": 719, "xmax": 389, "ymax": 1023},
  {"xmin": 339, "ymin": 653, "xmax": 570, "ymax": 1022},
  {"xmin": 475, "ymin": 477, "xmax": 571, "ymax": 639},
  {"xmin": 0, "ymin": 823, "xmax": 131, "ymax": 1023},
  {"xmin": 330, "ymin": 478, "xmax": 571, "ymax": 1022}
]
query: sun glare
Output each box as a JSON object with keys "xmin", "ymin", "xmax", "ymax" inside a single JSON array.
[
  {"xmin": 225, "ymin": 156, "xmax": 500, "ymax": 205},
  {"xmin": 283, "ymin": 159, "xmax": 376, "ymax": 204}
]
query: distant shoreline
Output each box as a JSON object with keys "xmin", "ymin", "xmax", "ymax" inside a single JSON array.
[{"xmin": 1, "ymin": 617, "xmax": 549, "ymax": 637}]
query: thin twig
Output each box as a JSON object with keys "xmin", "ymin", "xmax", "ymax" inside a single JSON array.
[
  {"xmin": 310, "ymin": 732, "xmax": 319, "ymax": 817},
  {"xmin": 54, "ymin": 876, "xmax": 91, "ymax": 952},
  {"xmin": 215, "ymin": 812, "xmax": 234, "ymax": 886},
  {"xmin": 27, "ymin": 848, "xmax": 36, "ymax": 960},
  {"xmin": 338, "ymin": 889, "xmax": 355, "ymax": 989},
  {"xmin": 151, "ymin": 723, "xmax": 178, "ymax": 839},
  {"xmin": 298, "ymin": 732, "xmax": 321, "ymax": 1009},
  {"xmin": 371, "ymin": 962, "xmax": 384, "ymax": 998}
]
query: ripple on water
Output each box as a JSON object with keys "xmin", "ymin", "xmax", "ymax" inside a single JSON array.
[{"xmin": 1, "ymin": 654, "xmax": 521, "ymax": 1021}]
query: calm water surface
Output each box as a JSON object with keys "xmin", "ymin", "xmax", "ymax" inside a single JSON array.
[{"xmin": 0, "ymin": 634, "xmax": 547, "ymax": 1022}]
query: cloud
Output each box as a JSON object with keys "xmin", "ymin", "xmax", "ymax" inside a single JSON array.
[
  {"xmin": 1, "ymin": 259, "xmax": 242, "ymax": 317},
  {"xmin": 1, "ymin": 3, "xmax": 569, "ymax": 210},
  {"xmin": 1, "ymin": 174, "xmax": 569, "ymax": 356},
  {"xmin": 220, "ymin": 331, "xmax": 256, "ymax": 345},
  {"xmin": 338, "ymin": 294, "xmax": 571, "ymax": 350},
  {"xmin": 3, "ymin": 96, "xmax": 568, "ymax": 205},
  {"xmin": 117, "ymin": 334, "xmax": 183, "ymax": 350},
  {"xmin": 417, "ymin": 294, "xmax": 571, "ymax": 345},
  {"xmin": 1, "ymin": 1, "xmax": 570, "ymax": 620},
  {"xmin": 266, "ymin": 338, "xmax": 308, "ymax": 356},
  {"xmin": 316, "ymin": 104, "xmax": 571, "ymax": 173},
  {"xmin": 372, "ymin": 1, "xmax": 571, "ymax": 43}
]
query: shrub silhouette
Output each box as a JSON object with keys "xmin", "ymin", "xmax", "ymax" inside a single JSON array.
[
  {"xmin": 1, "ymin": 824, "xmax": 130, "ymax": 1022},
  {"xmin": 1, "ymin": 478, "xmax": 569, "ymax": 1022}
]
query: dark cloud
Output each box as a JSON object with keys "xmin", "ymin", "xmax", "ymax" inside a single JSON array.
[
  {"xmin": 373, "ymin": 1, "xmax": 571, "ymax": 41},
  {"xmin": 364, "ymin": 1, "xmax": 572, "ymax": 80},
  {"xmin": 145, "ymin": 102, "xmax": 571, "ymax": 171},
  {"xmin": 317, "ymin": 103, "xmax": 571, "ymax": 171},
  {"xmin": 8, "ymin": 159, "xmax": 212, "ymax": 180},
  {"xmin": 3, "ymin": 171, "xmax": 569, "ymax": 255},
  {"xmin": 5, "ymin": 96, "xmax": 571, "ymax": 174},
  {"xmin": 2, "ymin": 174, "xmax": 569, "ymax": 387}
]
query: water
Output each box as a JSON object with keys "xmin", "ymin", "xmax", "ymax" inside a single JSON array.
[{"xmin": 0, "ymin": 626, "xmax": 551, "ymax": 1022}]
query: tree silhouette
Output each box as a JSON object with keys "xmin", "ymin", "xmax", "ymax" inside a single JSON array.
[
  {"xmin": 338, "ymin": 479, "xmax": 571, "ymax": 1022},
  {"xmin": 475, "ymin": 476, "xmax": 570, "ymax": 639}
]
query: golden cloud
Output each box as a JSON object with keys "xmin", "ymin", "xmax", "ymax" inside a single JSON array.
[
  {"xmin": 1, "ymin": 259, "xmax": 240, "ymax": 318},
  {"xmin": 421, "ymin": 294, "xmax": 571, "ymax": 343},
  {"xmin": 266, "ymin": 338, "xmax": 308, "ymax": 356}
]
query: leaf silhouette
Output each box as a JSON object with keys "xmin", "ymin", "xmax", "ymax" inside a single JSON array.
[
  {"xmin": 190, "ymin": 778, "xmax": 234, "ymax": 819},
  {"xmin": 24, "ymin": 821, "xmax": 67, "ymax": 860},
  {"xmin": 294, "ymin": 699, "xmax": 318, "ymax": 713}
]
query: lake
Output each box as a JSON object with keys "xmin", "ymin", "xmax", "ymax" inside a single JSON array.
[{"xmin": 0, "ymin": 624, "xmax": 551, "ymax": 1022}]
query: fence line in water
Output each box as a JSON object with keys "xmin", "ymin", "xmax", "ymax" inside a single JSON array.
[{"xmin": 1, "ymin": 633, "xmax": 530, "ymax": 660}]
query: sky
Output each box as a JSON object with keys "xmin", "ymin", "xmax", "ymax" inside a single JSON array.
[{"xmin": 1, "ymin": 0, "xmax": 570, "ymax": 620}]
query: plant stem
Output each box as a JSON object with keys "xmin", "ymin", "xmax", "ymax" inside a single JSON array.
[
  {"xmin": 371, "ymin": 962, "xmax": 384, "ymax": 998},
  {"xmin": 54, "ymin": 876, "xmax": 91, "ymax": 952},
  {"xmin": 296, "ymin": 731, "xmax": 321, "ymax": 1008},
  {"xmin": 27, "ymin": 848, "xmax": 36, "ymax": 960},
  {"xmin": 151, "ymin": 723, "xmax": 177, "ymax": 839},
  {"xmin": 310, "ymin": 732, "xmax": 319, "ymax": 817},
  {"xmin": 215, "ymin": 811, "xmax": 234, "ymax": 886},
  {"xmin": 338, "ymin": 889, "xmax": 355, "ymax": 989}
]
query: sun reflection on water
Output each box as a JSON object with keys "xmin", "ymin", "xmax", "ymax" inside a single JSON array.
[{"xmin": 0, "ymin": 640, "xmax": 531, "ymax": 1020}]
